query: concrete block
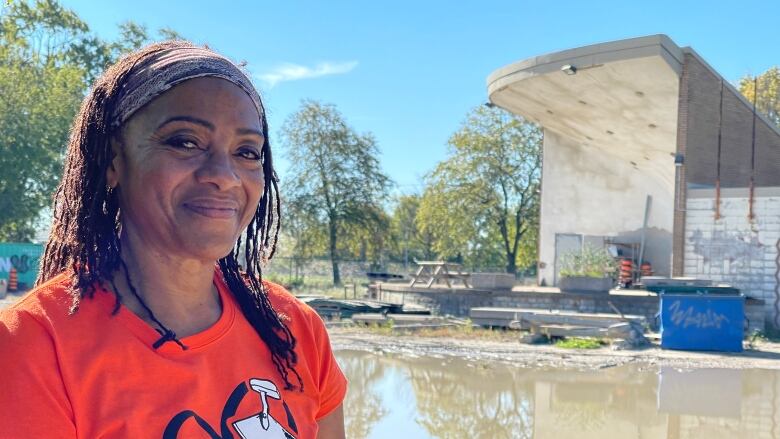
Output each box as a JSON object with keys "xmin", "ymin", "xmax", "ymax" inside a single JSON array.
[{"xmin": 470, "ymin": 272, "xmax": 516, "ymax": 289}]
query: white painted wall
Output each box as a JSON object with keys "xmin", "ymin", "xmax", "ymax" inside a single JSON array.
[
  {"xmin": 538, "ymin": 130, "xmax": 675, "ymax": 285},
  {"xmin": 685, "ymin": 188, "xmax": 780, "ymax": 329}
]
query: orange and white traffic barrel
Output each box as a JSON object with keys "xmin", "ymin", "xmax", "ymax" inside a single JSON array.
[{"xmin": 8, "ymin": 267, "xmax": 18, "ymax": 292}]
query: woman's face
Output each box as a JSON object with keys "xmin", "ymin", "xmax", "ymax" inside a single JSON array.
[{"xmin": 107, "ymin": 77, "xmax": 265, "ymax": 262}]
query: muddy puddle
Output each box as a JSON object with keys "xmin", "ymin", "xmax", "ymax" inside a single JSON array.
[{"xmin": 336, "ymin": 350, "xmax": 780, "ymax": 438}]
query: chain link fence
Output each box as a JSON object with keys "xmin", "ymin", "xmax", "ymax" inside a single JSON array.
[{"xmin": 261, "ymin": 256, "xmax": 536, "ymax": 289}]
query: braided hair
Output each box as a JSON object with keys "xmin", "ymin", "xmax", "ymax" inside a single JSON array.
[{"xmin": 36, "ymin": 41, "xmax": 302, "ymax": 391}]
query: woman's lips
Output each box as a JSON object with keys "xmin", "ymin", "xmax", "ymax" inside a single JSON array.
[{"xmin": 183, "ymin": 200, "xmax": 239, "ymax": 219}]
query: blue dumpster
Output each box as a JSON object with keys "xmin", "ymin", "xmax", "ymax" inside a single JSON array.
[{"xmin": 659, "ymin": 292, "xmax": 744, "ymax": 352}]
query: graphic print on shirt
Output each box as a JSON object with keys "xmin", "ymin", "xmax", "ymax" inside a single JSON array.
[
  {"xmin": 232, "ymin": 379, "xmax": 294, "ymax": 439},
  {"xmin": 163, "ymin": 378, "xmax": 297, "ymax": 439}
]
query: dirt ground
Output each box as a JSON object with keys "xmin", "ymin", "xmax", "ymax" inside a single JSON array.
[{"xmin": 328, "ymin": 326, "xmax": 780, "ymax": 370}]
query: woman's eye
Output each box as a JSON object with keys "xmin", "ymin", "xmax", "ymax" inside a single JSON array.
[
  {"xmin": 167, "ymin": 137, "xmax": 200, "ymax": 150},
  {"xmin": 237, "ymin": 147, "xmax": 261, "ymax": 161}
]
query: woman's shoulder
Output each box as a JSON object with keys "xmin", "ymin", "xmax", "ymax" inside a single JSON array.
[
  {"xmin": 0, "ymin": 272, "xmax": 76, "ymax": 331},
  {"xmin": 0, "ymin": 272, "xmax": 79, "ymax": 354}
]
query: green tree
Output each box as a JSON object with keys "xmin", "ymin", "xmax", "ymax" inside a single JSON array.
[
  {"xmin": 1, "ymin": 0, "xmax": 113, "ymax": 83},
  {"xmin": 418, "ymin": 105, "xmax": 542, "ymax": 274},
  {"xmin": 0, "ymin": 0, "xmax": 90, "ymax": 240},
  {"xmin": 278, "ymin": 196, "xmax": 327, "ymax": 283},
  {"xmin": 739, "ymin": 67, "xmax": 780, "ymax": 127},
  {"xmin": 0, "ymin": 61, "xmax": 85, "ymax": 240},
  {"xmin": 390, "ymin": 194, "xmax": 435, "ymax": 266},
  {"xmin": 0, "ymin": 0, "xmax": 185, "ymax": 241},
  {"xmin": 280, "ymin": 100, "xmax": 391, "ymax": 285},
  {"xmin": 340, "ymin": 204, "xmax": 391, "ymax": 271},
  {"xmin": 0, "ymin": 0, "xmax": 90, "ymax": 65},
  {"xmin": 158, "ymin": 26, "xmax": 184, "ymax": 41}
]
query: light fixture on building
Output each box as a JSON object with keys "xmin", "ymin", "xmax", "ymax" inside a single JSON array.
[
  {"xmin": 561, "ymin": 64, "xmax": 577, "ymax": 75},
  {"xmin": 674, "ymin": 153, "xmax": 685, "ymax": 166}
]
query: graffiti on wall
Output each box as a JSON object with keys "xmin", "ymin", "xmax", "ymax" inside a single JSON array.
[
  {"xmin": 668, "ymin": 300, "xmax": 730, "ymax": 329},
  {"xmin": 688, "ymin": 229, "xmax": 765, "ymax": 267},
  {"xmin": 0, "ymin": 243, "xmax": 43, "ymax": 288},
  {"xmin": 0, "ymin": 254, "xmax": 37, "ymax": 274}
]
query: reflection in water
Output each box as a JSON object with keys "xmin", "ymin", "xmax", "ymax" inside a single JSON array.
[
  {"xmin": 407, "ymin": 359, "xmax": 533, "ymax": 438},
  {"xmin": 336, "ymin": 351, "xmax": 780, "ymax": 439},
  {"xmin": 534, "ymin": 367, "xmax": 666, "ymax": 438},
  {"xmin": 337, "ymin": 351, "xmax": 388, "ymax": 438}
]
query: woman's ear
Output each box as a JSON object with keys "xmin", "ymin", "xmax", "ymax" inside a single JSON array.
[{"xmin": 106, "ymin": 136, "xmax": 123, "ymax": 189}]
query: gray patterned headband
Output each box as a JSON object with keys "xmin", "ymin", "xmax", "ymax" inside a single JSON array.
[{"xmin": 109, "ymin": 45, "xmax": 264, "ymax": 129}]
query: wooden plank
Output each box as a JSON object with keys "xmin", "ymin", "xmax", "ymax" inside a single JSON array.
[
  {"xmin": 441, "ymin": 264, "xmax": 453, "ymax": 288},
  {"xmin": 425, "ymin": 265, "xmax": 439, "ymax": 288},
  {"xmin": 408, "ymin": 261, "xmax": 474, "ymax": 289},
  {"xmin": 409, "ymin": 265, "xmax": 426, "ymax": 287}
]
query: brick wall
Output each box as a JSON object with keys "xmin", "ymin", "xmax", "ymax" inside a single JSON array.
[
  {"xmin": 683, "ymin": 54, "xmax": 780, "ymax": 188},
  {"xmin": 675, "ymin": 51, "xmax": 780, "ymax": 330},
  {"xmin": 672, "ymin": 52, "xmax": 690, "ymax": 276},
  {"xmin": 675, "ymin": 52, "xmax": 780, "ymax": 276},
  {"xmin": 685, "ymin": 190, "xmax": 780, "ymax": 329}
]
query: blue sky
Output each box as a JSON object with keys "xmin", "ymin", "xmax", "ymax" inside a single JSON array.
[{"xmin": 60, "ymin": 0, "xmax": 780, "ymax": 194}]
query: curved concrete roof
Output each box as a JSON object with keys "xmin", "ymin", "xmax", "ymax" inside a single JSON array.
[
  {"xmin": 487, "ymin": 34, "xmax": 780, "ymax": 148},
  {"xmin": 487, "ymin": 35, "xmax": 683, "ymax": 191},
  {"xmin": 487, "ymin": 34, "xmax": 684, "ymax": 98}
]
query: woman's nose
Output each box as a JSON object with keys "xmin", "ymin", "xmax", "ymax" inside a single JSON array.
[{"xmin": 195, "ymin": 150, "xmax": 241, "ymax": 190}]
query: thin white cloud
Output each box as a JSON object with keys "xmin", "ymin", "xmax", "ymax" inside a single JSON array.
[{"xmin": 257, "ymin": 61, "xmax": 358, "ymax": 87}]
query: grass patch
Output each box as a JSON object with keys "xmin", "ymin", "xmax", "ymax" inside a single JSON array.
[
  {"xmin": 754, "ymin": 328, "xmax": 780, "ymax": 342},
  {"xmin": 365, "ymin": 319, "xmax": 394, "ymax": 336},
  {"xmin": 554, "ymin": 337, "xmax": 605, "ymax": 349},
  {"xmin": 413, "ymin": 326, "xmax": 513, "ymax": 341},
  {"xmin": 746, "ymin": 328, "xmax": 780, "ymax": 349}
]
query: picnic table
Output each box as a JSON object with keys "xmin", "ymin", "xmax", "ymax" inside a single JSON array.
[{"xmin": 409, "ymin": 261, "xmax": 471, "ymax": 288}]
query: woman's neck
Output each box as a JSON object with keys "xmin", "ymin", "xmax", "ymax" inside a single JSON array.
[{"xmin": 112, "ymin": 233, "xmax": 223, "ymax": 339}]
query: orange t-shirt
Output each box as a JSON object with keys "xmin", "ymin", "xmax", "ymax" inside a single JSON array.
[{"xmin": 0, "ymin": 271, "xmax": 347, "ymax": 438}]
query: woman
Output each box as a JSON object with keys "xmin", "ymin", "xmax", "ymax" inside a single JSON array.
[{"xmin": 0, "ymin": 41, "xmax": 346, "ymax": 438}]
